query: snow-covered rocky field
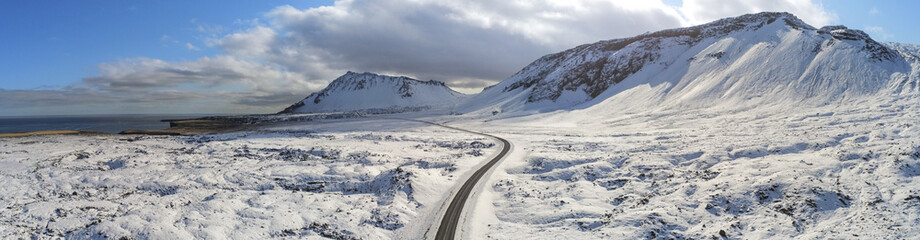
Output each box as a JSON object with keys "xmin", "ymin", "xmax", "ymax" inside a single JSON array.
[
  {"xmin": 0, "ymin": 119, "xmax": 497, "ymax": 239},
  {"xmin": 3, "ymin": 97, "xmax": 920, "ymax": 239},
  {"xmin": 456, "ymin": 96, "xmax": 920, "ymax": 239},
  {"xmin": 3, "ymin": 97, "xmax": 920, "ymax": 240}
]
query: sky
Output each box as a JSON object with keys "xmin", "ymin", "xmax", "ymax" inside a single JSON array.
[{"xmin": 0, "ymin": 0, "xmax": 918, "ymax": 116}]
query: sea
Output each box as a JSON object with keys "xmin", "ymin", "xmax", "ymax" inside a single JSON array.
[{"xmin": 0, "ymin": 114, "xmax": 219, "ymax": 134}]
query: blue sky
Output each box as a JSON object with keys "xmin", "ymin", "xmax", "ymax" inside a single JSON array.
[
  {"xmin": 0, "ymin": 0, "xmax": 918, "ymax": 116},
  {"xmin": 0, "ymin": 0, "xmax": 331, "ymax": 90},
  {"xmin": 824, "ymin": 0, "xmax": 919, "ymax": 43}
]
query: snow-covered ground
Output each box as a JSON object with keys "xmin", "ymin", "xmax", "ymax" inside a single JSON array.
[
  {"xmin": 453, "ymin": 95, "xmax": 920, "ymax": 239},
  {"xmin": 3, "ymin": 96, "xmax": 919, "ymax": 239},
  {"xmin": 0, "ymin": 119, "xmax": 498, "ymax": 239}
]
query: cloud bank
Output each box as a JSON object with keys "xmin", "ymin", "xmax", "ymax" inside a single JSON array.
[{"xmin": 1, "ymin": 0, "xmax": 839, "ymax": 115}]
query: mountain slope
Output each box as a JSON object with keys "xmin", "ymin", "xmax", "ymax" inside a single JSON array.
[
  {"xmin": 280, "ymin": 72, "xmax": 467, "ymax": 114},
  {"xmin": 461, "ymin": 12, "xmax": 920, "ymax": 115}
]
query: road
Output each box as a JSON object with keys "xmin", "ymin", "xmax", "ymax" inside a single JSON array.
[
  {"xmin": 179, "ymin": 117, "xmax": 507, "ymax": 239},
  {"xmin": 408, "ymin": 120, "xmax": 510, "ymax": 240}
]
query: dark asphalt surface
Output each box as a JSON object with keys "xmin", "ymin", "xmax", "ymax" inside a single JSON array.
[{"xmin": 419, "ymin": 121, "xmax": 510, "ymax": 240}]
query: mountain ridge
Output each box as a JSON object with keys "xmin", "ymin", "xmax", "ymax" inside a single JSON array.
[
  {"xmin": 502, "ymin": 12, "xmax": 815, "ymax": 101},
  {"xmin": 279, "ymin": 12, "xmax": 920, "ymax": 116},
  {"xmin": 460, "ymin": 11, "xmax": 919, "ymax": 115}
]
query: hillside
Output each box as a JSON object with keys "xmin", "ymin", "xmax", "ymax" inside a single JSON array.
[{"xmin": 460, "ymin": 12, "xmax": 920, "ymax": 115}]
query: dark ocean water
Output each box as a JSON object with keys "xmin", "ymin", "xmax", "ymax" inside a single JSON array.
[{"xmin": 0, "ymin": 114, "xmax": 218, "ymax": 134}]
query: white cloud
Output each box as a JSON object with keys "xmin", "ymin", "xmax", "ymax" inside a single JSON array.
[
  {"xmin": 869, "ymin": 7, "xmax": 880, "ymax": 15},
  {"xmin": 253, "ymin": 0, "xmax": 687, "ymax": 87},
  {"xmin": 82, "ymin": 56, "xmax": 310, "ymax": 92},
  {"xmin": 186, "ymin": 42, "xmax": 200, "ymax": 51},
  {"xmin": 864, "ymin": 25, "xmax": 894, "ymax": 41},
  {"xmin": 160, "ymin": 34, "xmax": 179, "ymax": 46},
  {"xmin": 0, "ymin": 56, "xmax": 324, "ymax": 114}
]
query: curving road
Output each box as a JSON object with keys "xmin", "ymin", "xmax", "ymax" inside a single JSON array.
[{"xmin": 408, "ymin": 120, "xmax": 510, "ymax": 240}]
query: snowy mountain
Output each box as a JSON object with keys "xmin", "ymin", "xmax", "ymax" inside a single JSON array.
[
  {"xmin": 280, "ymin": 71, "xmax": 467, "ymax": 114},
  {"xmin": 461, "ymin": 12, "xmax": 920, "ymax": 115},
  {"xmin": 283, "ymin": 12, "xmax": 920, "ymax": 117}
]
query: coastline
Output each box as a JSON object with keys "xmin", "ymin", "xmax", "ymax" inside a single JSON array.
[
  {"xmin": 0, "ymin": 112, "xmax": 371, "ymax": 138},
  {"xmin": 118, "ymin": 118, "xmax": 249, "ymax": 135},
  {"xmin": 0, "ymin": 130, "xmax": 108, "ymax": 138},
  {"xmin": 0, "ymin": 117, "xmax": 250, "ymax": 138}
]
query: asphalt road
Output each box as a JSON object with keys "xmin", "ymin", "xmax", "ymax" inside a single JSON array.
[{"xmin": 418, "ymin": 121, "xmax": 511, "ymax": 240}]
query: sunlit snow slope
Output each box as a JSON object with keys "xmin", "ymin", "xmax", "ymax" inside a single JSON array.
[{"xmin": 461, "ymin": 12, "xmax": 920, "ymax": 115}]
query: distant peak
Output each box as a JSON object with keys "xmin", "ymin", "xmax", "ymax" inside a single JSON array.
[
  {"xmin": 279, "ymin": 71, "xmax": 465, "ymax": 114},
  {"xmin": 335, "ymin": 71, "xmax": 410, "ymax": 83},
  {"xmin": 333, "ymin": 71, "xmax": 451, "ymax": 86}
]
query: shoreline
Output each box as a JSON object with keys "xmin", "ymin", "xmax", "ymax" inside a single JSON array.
[
  {"xmin": 0, "ymin": 130, "xmax": 109, "ymax": 138},
  {"xmin": 118, "ymin": 118, "xmax": 250, "ymax": 135},
  {"xmin": 0, "ymin": 117, "xmax": 251, "ymax": 138},
  {"xmin": 0, "ymin": 112, "xmax": 377, "ymax": 138}
]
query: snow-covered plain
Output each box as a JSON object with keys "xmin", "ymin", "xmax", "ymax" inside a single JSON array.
[
  {"xmin": 0, "ymin": 119, "xmax": 498, "ymax": 239},
  {"xmin": 3, "ymin": 98, "xmax": 920, "ymax": 239},
  {"xmin": 453, "ymin": 95, "xmax": 920, "ymax": 239}
]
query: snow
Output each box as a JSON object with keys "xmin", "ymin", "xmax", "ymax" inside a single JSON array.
[
  {"xmin": 0, "ymin": 119, "xmax": 498, "ymax": 239},
  {"xmin": 4, "ymin": 95, "xmax": 920, "ymax": 240},
  {"xmin": 454, "ymin": 95, "xmax": 920, "ymax": 239},
  {"xmin": 460, "ymin": 12, "xmax": 919, "ymax": 116},
  {"xmin": 4, "ymin": 12, "xmax": 920, "ymax": 239}
]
